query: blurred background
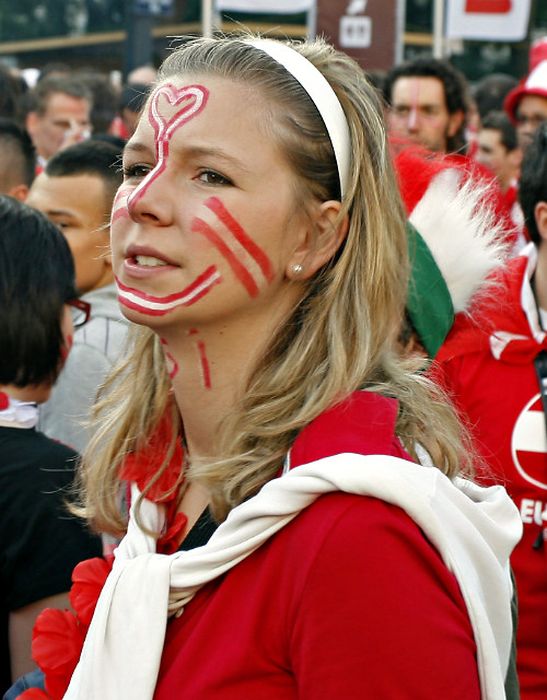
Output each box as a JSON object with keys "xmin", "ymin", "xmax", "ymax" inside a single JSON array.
[{"xmin": 0, "ymin": 0, "xmax": 545, "ymax": 84}]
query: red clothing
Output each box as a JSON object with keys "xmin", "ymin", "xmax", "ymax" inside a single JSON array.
[
  {"xmin": 436, "ymin": 246, "xmax": 547, "ymax": 699},
  {"xmin": 155, "ymin": 392, "xmax": 481, "ymax": 699},
  {"xmin": 501, "ymin": 181, "xmax": 527, "ymax": 254}
]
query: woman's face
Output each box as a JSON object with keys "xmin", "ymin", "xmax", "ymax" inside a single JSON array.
[{"xmin": 111, "ymin": 73, "xmax": 308, "ymax": 331}]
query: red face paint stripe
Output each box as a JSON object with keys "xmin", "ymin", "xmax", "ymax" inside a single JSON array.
[
  {"xmin": 206, "ymin": 196, "xmax": 275, "ymax": 282},
  {"xmin": 197, "ymin": 340, "xmax": 211, "ymax": 389},
  {"xmin": 116, "ymin": 265, "xmax": 220, "ymax": 304},
  {"xmin": 111, "ymin": 205, "xmax": 130, "ymax": 223},
  {"xmin": 191, "ymin": 218, "xmax": 259, "ymax": 298},
  {"xmin": 166, "ymin": 351, "xmax": 179, "ymax": 380}
]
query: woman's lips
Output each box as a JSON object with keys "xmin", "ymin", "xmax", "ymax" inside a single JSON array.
[
  {"xmin": 123, "ymin": 244, "xmax": 180, "ymax": 279},
  {"xmin": 123, "ymin": 257, "xmax": 179, "ymax": 279}
]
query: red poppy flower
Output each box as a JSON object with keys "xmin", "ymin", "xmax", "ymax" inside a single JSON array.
[
  {"xmin": 32, "ymin": 608, "xmax": 85, "ymax": 699},
  {"xmin": 158, "ymin": 511, "xmax": 188, "ymax": 554},
  {"xmin": 119, "ymin": 409, "xmax": 184, "ymax": 503},
  {"xmin": 18, "ymin": 689, "xmax": 50, "ymax": 699},
  {"xmin": 69, "ymin": 556, "xmax": 114, "ymax": 626}
]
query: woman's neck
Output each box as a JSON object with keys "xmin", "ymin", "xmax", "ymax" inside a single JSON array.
[{"xmin": 159, "ymin": 287, "xmax": 301, "ymax": 460}]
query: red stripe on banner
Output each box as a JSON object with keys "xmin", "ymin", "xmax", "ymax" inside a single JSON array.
[
  {"xmin": 191, "ymin": 218, "xmax": 259, "ymax": 297},
  {"xmin": 205, "ymin": 196, "xmax": 275, "ymax": 282},
  {"xmin": 465, "ymin": 0, "xmax": 511, "ymax": 12}
]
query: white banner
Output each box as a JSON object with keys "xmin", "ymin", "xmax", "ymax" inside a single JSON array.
[
  {"xmin": 216, "ymin": 0, "xmax": 315, "ymax": 12},
  {"xmin": 446, "ymin": 0, "xmax": 531, "ymax": 42}
]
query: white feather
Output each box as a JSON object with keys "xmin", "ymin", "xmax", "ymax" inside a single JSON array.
[{"xmin": 409, "ymin": 168, "xmax": 508, "ymax": 313}]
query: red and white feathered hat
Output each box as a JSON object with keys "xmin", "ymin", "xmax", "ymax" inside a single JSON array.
[
  {"xmin": 393, "ymin": 144, "xmax": 508, "ymax": 357},
  {"xmin": 504, "ymin": 59, "xmax": 547, "ymax": 123}
]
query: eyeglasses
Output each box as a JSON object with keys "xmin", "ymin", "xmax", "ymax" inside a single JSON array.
[
  {"xmin": 515, "ymin": 113, "xmax": 547, "ymax": 128},
  {"xmin": 67, "ymin": 298, "xmax": 91, "ymax": 328}
]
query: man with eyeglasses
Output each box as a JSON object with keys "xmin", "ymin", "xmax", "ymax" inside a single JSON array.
[{"xmin": 505, "ymin": 60, "xmax": 547, "ymax": 151}]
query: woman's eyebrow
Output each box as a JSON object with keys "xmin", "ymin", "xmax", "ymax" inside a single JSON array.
[
  {"xmin": 123, "ymin": 141, "xmax": 154, "ymax": 159},
  {"xmin": 176, "ymin": 144, "xmax": 251, "ymax": 174},
  {"xmin": 123, "ymin": 140, "xmax": 250, "ymax": 175}
]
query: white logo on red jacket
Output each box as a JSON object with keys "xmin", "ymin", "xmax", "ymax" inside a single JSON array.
[{"xmin": 511, "ymin": 393, "xmax": 547, "ymax": 490}]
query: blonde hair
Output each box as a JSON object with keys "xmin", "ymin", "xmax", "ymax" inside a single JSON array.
[{"xmin": 77, "ymin": 35, "xmax": 472, "ymax": 534}]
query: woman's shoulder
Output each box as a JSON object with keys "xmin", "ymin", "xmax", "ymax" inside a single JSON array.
[
  {"xmin": 262, "ymin": 489, "xmax": 460, "ymax": 612},
  {"xmin": 278, "ymin": 492, "xmax": 480, "ymax": 698},
  {"xmin": 289, "ymin": 390, "xmax": 411, "ymax": 468},
  {"xmin": 278, "ymin": 490, "xmax": 437, "ymax": 564}
]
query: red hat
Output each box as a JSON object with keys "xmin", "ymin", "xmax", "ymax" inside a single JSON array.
[
  {"xmin": 504, "ymin": 59, "xmax": 547, "ymax": 122},
  {"xmin": 530, "ymin": 36, "xmax": 547, "ymax": 72}
]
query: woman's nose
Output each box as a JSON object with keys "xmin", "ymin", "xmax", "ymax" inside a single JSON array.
[{"xmin": 127, "ymin": 166, "xmax": 174, "ymax": 226}]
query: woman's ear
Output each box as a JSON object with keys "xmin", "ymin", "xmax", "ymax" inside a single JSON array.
[
  {"xmin": 535, "ymin": 201, "xmax": 547, "ymax": 243},
  {"xmin": 286, "ymin": 201, "xmax": 349, "ymax": 280}
]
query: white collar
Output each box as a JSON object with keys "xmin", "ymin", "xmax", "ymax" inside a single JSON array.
[{"xmin": 0, "ymin": 393, "xmax": 39, "ymax": 429}]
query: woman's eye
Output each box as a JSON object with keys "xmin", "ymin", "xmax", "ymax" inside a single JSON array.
[
  {"xmin": 123, "ymin": 163, "xmax": 152, "ymax": 180},
  {"xmin": 197, "ymin": 170, "xmax": 232, "ymax": 186}
]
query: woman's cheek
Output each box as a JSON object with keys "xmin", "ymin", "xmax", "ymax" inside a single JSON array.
[{"xmin": 111, "ymin": 185, "xmax": 133, "ymax": 227}]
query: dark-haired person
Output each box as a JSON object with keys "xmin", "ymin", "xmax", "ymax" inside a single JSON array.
[
  {"xmin": 436, "ymin": 123, "xmax": 547, "ymax": 699},
  {"xmin": 383, "ymin": 56, "xmax": 469, "ymax": 154},
  {"xmin": 24, "ymin": 76, "xmax": 92, "ymax": 170},
  {"xmin": 473, "ymin": 73, "xmax": 518, "ymax": 124},
  {"xmin": 476, "ymin": 110, "xmax": 525, "ymax": 252},
  {"xmin": 0, "ymin": 196, "xmax": 102, "ymax": 695},
  {"xmin": 110, "ymin": 82, "xmax": 150, "ymax": 141},
  {"xmin": 0, "ymin": 118, "xmax": 36, "ymax": 201},
  {"xmin": 27, "ymin": 139, "xmax": 128, "ymax": 454},
  {"xmin": 0, "ymin": 65, "xmax": 25, "ymax": 124}
]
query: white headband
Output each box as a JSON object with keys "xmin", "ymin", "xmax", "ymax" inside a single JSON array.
[{"xmin": 246, "ymin": 38, "xmax": 351, "ymax": 199}]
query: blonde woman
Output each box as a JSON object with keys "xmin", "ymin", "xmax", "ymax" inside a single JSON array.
[{"xmin": 29, "ymin": 36, "xmax": 521, "ymax": 700}]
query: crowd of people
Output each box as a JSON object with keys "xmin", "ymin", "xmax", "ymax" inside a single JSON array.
[{"xmin": 0, "ymin": 30, "xmax": 546, "ymax": 700}]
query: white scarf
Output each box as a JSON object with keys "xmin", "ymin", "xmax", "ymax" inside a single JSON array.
[{"xmin": 64, "ymin": 454, "xmax": 522, "ymax": 700}]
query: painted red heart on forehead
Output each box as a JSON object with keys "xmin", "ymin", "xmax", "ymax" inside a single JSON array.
[
  {"xmin": 126, "ymin": 83, "xmax": 209, "ymax": 209},
  {"xmin": 149, "ymin": 83, "xmax": 209, "ymax": 139}
]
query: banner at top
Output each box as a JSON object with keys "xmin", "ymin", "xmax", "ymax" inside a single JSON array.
[
  {"xmin": 216, "ymin": 0, "xmax": 315, "ymax": 12},
  {"xmin": 446, "ymin": 0, "xmax": 531, "ymax": 41}
]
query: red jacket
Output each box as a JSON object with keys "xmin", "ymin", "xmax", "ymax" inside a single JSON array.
[
  {"xmin": 155, "ymin": 392, "xmax": 481, "ymax": 699},
  {"xmin": 436, "ymin": 244, "xmax": 547, "ymax": 699}
]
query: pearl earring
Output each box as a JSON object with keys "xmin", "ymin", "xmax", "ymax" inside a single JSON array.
[{"xmin": 291, "ymin": 263, "xmax": 303, "ymax": 276}]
